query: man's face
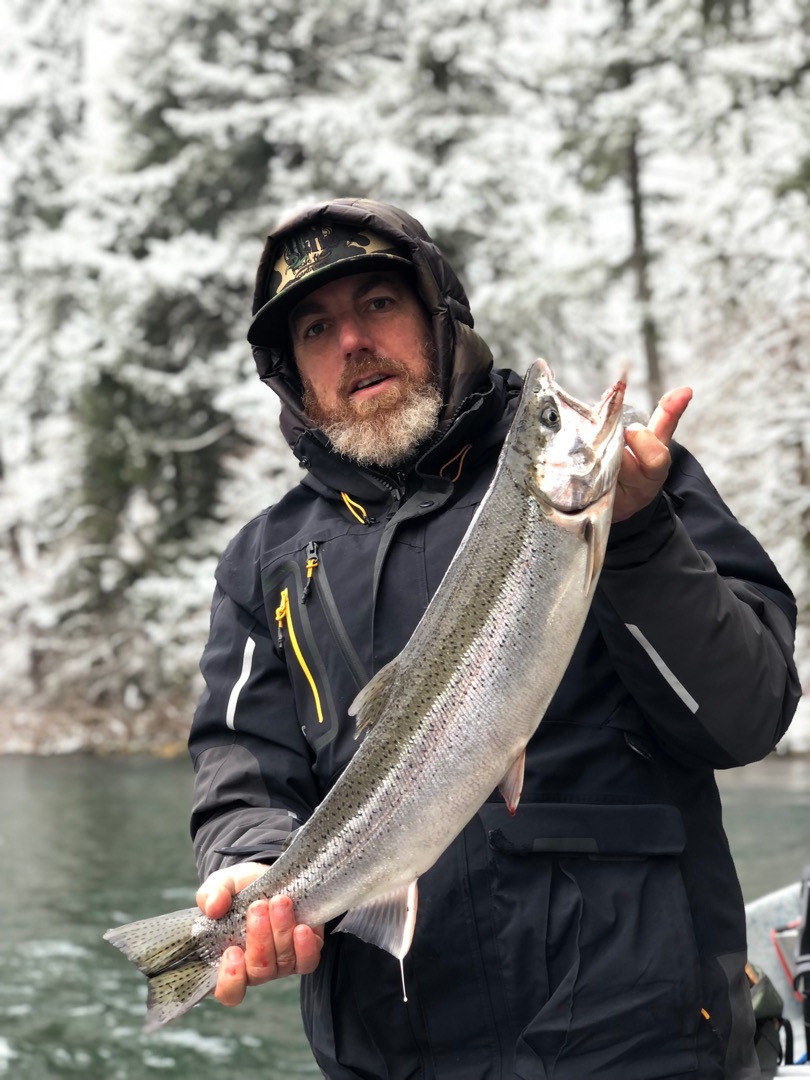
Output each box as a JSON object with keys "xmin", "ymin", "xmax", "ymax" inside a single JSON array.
[{"xmin": 288, "ymin": 270, "xmax": 442, "ymax": 468}]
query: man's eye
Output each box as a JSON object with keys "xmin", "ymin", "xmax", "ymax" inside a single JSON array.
[
  {"xmin": 303, "ymin": 320, "xmax": 326, "ymax": 339},
  {"xmin": 368, "ymin": 296, "xmax": 392, "ymax": 311}
]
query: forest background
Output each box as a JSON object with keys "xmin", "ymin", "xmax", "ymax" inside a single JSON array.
[{"xmin": 0, "ymin": 0, "xmax": 807, "ymax": 755}]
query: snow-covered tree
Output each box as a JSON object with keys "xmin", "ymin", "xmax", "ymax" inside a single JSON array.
[
  {"xmin": 0, "ymin": 0, "xmax": 95, "ymax": 746},
  {"xmin": 0, "ymin": 0, "xmax": 805, "ymax": 749}
]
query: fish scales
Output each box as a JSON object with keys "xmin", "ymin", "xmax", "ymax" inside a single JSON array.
[
  {"xmin": 103, "ymin": 359, "xmax": 626, "ymax": 1031},
  {"xmin": 239, "ymin": 457, "xmax": 596, "ymax": 920}
]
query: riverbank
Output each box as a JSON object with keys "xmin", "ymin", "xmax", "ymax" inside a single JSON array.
[
  {"xmin": 0, "ymin": 703, "xmax": 190, "ymax": 756},
  {"xmin": 1, "ymin": 700, "xmax": 808, "ymax": 757}
]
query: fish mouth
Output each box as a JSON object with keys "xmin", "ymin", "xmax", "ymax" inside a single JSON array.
[
  {"xmin": 593, "ymin": 371, "xmax": 627, "ymax": 449},
  {"xmin": 534, "ymin": 362, "xmax": 627, "ymax": 514}
]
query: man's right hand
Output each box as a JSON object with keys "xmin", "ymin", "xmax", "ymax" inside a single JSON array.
[{"xmin": 196, "ymin": 862, "xmax": 325, "ymax": 1007}]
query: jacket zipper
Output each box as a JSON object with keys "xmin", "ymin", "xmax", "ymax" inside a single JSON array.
[
  {"xmin": 299, "ymin": 541, "xmax": 369, "ymax": 691},
  {"xmin": 300, "ymin": 541, "xmax": 319, "ymax": 603},
  {"xmin": 275, "ymin": 586, "xmax": 324, "ymax": 724}
]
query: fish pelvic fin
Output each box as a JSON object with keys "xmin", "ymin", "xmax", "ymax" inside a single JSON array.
[
  {"xmin": 333, "ymin": 879, "xmax": 418, "ymax": 961},
  {"xmin": 498, "ymin": 750, "xmax": 526, "ymax": 815},
  {"xmin": 104, "ymin": 906, "xmax": 218, "ymax": 1031}
]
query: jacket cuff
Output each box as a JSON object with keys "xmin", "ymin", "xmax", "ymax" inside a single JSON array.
[
  {"xmin": 605, "ymin": 491, "xmax": 677, "ymax": 570},
  {"xmin": 214, "ymin": 828, "xmax": 301, "ymax": 866}
]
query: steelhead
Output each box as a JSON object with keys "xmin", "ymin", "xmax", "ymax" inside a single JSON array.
[{"xmin": 104, "ymin": 359, "xmax": 626, "ymax": 1032}]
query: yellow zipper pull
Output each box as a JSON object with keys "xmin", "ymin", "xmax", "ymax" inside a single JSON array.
[
  {"xmin": 301, "ymin": 542, "xmax": 319, "ymax": 604},
  {"xmin": 275, "ymin": 586, "xmax": 324, "ymax": 724},
  {"xmin": 341, "ymin": 491, "xmax": 376, "ymax": 525},
  {"xmin": 275, "ymin": 589, "xmax": 289, "ymax": 653}
]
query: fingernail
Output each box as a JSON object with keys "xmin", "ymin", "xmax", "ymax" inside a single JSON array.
[
  {"xmin": 223, "ymin": 947, "xmax": 240, "ymax": 976},
  {"xmin": 249, "ymin": 899, "xmax": 269, "ymax": 922}
]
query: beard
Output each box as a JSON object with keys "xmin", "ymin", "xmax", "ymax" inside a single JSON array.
[{"xmin": 302, "ymin": 350, "xmax": 443, "ymax": 469}]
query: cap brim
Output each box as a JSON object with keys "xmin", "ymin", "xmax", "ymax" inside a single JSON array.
[{"xmin": 247, "ymin": 252, "xmax": 413, "ymax": 347}]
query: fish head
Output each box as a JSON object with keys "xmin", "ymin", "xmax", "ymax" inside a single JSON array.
[{"xmin": 516, "ymin": 359, "xmax": 626, "ymax": 517}]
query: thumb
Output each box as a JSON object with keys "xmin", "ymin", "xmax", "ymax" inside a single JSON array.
[{"xmin": 647, "ymin": 386, "xmax": 692, "ymax": 446}]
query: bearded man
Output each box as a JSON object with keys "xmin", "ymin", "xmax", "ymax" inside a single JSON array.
[{"xmin": 188, "ymin": 198, "xmax": 799, "ymax": 1080}]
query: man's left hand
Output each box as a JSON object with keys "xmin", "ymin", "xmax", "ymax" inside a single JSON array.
[{"xmin": 612, "ymin": 386, "xmax": 693, "ymax": 523}]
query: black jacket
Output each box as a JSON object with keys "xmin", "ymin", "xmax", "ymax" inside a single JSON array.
[{"xmin": 189, "ymin": 199, "xmax": 800, "ymax": 1080}]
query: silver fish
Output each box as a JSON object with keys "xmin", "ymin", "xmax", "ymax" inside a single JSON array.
[{"xmin": 103, "ymin": 359, "xmax": 626, "ymax": 1032}]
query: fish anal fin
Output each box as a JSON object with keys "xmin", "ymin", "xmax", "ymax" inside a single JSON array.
[
  {"xmin": 333, "ymin": 880, "xmax": 418, "ymax": 960},
  {"xmin": 349, "ymin": 659, "xmax": 401, "ymax": 738},
  {"xmin": 498, "ymin": 750, "xmax": 526, "ymax": 816}
]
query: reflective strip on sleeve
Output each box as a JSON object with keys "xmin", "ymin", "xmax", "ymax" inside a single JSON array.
[
  {"xmin": 625, "ymin": 624, "xmax": 699, "ymax": 714},
  {"xmin": 226, "ymin": 636, "xmax": 256, "ymax": 730}
]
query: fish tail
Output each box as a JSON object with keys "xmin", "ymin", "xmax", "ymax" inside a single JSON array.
[{"xmin": 104, "ymin": 907, "xmax": 218, "ymax": 1031}]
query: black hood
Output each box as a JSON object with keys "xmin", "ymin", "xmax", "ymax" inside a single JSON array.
[{"xmin": 249, "ymin": 198, "xmax": 494, "ymax": 454}]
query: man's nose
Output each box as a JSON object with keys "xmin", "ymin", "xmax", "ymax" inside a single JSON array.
[{"xmin": 337, "ymin": 315, "xmax": 374, "ymax": 357}]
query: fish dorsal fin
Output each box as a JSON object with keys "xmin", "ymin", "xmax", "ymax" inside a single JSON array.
[
  {"xmin": 333, "ymin": 880, "xmax": 419, "ymax": 961},
  {"xmin": 498, "ymin": 750, "xmax": 526, "ymax": 816},
  {"xmin": 348, "ymin": 659, "xmax": 401, "ymax": 737}
]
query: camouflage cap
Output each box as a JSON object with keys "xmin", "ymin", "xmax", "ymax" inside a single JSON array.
[{"xmin": 247, "ymin": 221, "xmax": 412, "ymax": 347}]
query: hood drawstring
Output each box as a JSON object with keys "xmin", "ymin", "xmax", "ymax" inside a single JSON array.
[
  {"xmin": 439, "ymin": 444, "xmax": 472, "ymax": 483},
  {"xmin": 341, "ymin": 491, "xmax": 373, "ymax": 526}
]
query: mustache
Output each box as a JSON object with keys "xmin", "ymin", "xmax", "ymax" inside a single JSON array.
[
  {"xmin": 301, "ymin": 337, "xmax": 440, "ymax": 429},
  {"xmin": 337, "ymin": 355, "xmax": 411, "ymax": 397}
]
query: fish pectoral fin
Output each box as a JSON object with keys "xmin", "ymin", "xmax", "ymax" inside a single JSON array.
[
  {"xmin": 581, "ymin": 512, "xmax": 610, "ymax": 595},
  {"xmin": 349, "ymin": 659, "xmax": 401, "ymax": 737},
  {"xmin": 333, "ymin": 879, "xmax": 418, "ymax": 960},
  {"xmin": 498, "ymin": 750, "xmax": 526, "ymax": 815}
]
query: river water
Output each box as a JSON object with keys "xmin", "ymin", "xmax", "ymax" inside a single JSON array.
[{"xmin": 0, "ymin": 753, "xmax": 807, "ymax": 1079}]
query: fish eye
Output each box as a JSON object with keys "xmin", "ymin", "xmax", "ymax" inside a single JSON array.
[{"xmin": 540, "ymin": 399, "xmax": 561, "ymax": 430}]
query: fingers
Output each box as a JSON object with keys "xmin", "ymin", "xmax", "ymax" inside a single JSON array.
[
  {"xmin": 196, "ymin": 861, "xmax": 269, "ymax": 919},
  {"xmin": 612, "ymin": 386, "xmax": 693, "ymax": 523},
  {"xmin": 215, "ymin": 946, "xmax": 248, "ymax": 1007},
  {"xmin": 213, "ymin": 896, "xmax": 325, "ymax": 1007},
  {"xmin": 646, "ymin": 386, "xmax": 692, "ymax": 446},
  {"xmin": 293, "ymin": 919, "xmax": 326, "ymax": 975},
  {"xmin": 245, "ymin": 897, "xmax": 297, "ymax": 981},
  {"xmin": 196, "ymin": 878, "xmax": 234, "ymax": 920},
  {"xmin": 622, "ymin": 425, "xmax": 671, "ymax": 483},
  {"xmin": 244, "ymin": 897, "xmax": 324, "ymax": 981}
]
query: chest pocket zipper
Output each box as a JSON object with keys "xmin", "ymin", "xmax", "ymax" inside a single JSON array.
[
  {"xmin": 275, "ymin": 587, "xmax": 324, "ymax": 724},
  {"xmin": 298, "ymin": 541, "xmax": 369, "ymax": 692}
]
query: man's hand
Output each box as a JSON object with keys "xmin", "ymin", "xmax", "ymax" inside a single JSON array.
[
  {"xmin": 196, "ymin": 862, "xmax": 324, "ymax": 1008},
  {"xmin": 612, "ymin": 386, "xmax": 692, "ymax": 523}
]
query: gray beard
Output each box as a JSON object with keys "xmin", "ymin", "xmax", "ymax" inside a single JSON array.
[
  {"xmin": 301, "ymin": 351, "xmax": 443, "ymax": 469},
  {"xmin": 321, "ymin": 384, "xmax": 443, "ymax": 468}
]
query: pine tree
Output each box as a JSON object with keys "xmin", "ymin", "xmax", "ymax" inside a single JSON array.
[
  {"xmin": 1, "ymin": 0, "xmax": 805, "ymax": 749},
  {"xmin": 0, "ymin": 0, "xmax": 94, "ymax": 747}
]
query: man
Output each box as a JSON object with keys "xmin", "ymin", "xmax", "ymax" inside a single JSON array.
[{"xmin": 188, "ymin": 198, "xmax": 800, "ymax": 1079}]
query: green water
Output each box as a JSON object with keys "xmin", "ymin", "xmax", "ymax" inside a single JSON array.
[
  {"xmin": 0, "ymin": 753, "xmax": 807, "ymax": 1079},
  {"xmin": 0, "ymin": 755, "xmax": 319, "ymax": 1079}
]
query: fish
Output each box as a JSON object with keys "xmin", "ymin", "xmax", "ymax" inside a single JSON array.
[{"xmin": 103, "ymin": 358, "xmax": 627, "ymax": 1032}]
